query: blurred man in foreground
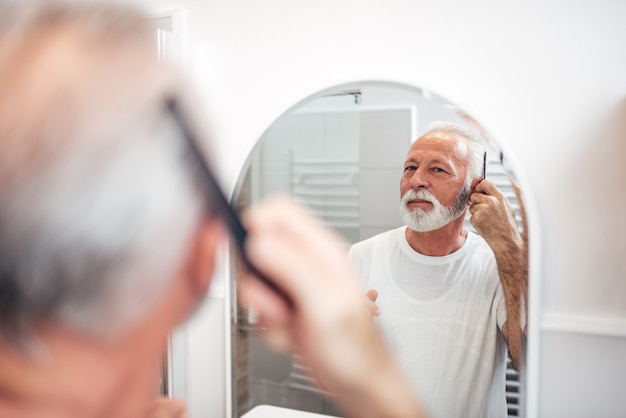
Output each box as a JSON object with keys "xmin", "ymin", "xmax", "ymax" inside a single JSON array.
[{"xmin": 0, "ymin": 2, "xmax": 424, "ymax": 417}]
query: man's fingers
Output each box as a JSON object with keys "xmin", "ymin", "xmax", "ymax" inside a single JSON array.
[
  {"xmin": 238, "ymin": 271, "xmax": 291, "ymax": 324},
  {"xmin": 470, "ymin": 192, "xmax": 486, "ymax": 205},
  {"xmin": 365, "ymin": 289, "xmax": 380, "ymax": 316},
  {"xmin": 257, "ymin": 317, "xmax": 294, "ymax": 352},
  {"xmin": 473, "ymin": 178, "xmax": 503, "ymax": 197},
  {"xmin": 366, "ymin": 289, "xmax": 378, "ymax": 302},
  {"xmin": 239, "ymin": 272, "xmax": 294, "ymax": 352},
  {"xmin": 470, "ymin": 191, "xmax": 498, "ymax": 207},
  {"xmin": 242, "ymin": 196, "xmax": 354, "ymax": 304}
]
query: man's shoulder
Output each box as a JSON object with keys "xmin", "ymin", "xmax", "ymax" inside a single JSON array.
[{"xmin": 349, "ymin": 226, "xmax": 404, "ymax": 254}]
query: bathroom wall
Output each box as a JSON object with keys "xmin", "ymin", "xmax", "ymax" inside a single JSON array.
[
  {"xmin": 251, "ymin": 84, "xmax": 455, "ymax": 243},
  {"xmin": 131, "ymin": 1, "xmax": 626, "ymax": 417}
]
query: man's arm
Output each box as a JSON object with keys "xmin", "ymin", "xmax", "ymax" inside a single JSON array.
[
  {"xmin": 469, "ymin": 179, "xmax": 528, "ymax": 370},
  {"xmin": 239, "ymin": 196, "xmax": 426, "ymax": 418}
]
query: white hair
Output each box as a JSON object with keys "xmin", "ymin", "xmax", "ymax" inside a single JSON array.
[
  {"xmin": 0, "ymin": 2, "xmax": 206, "ymax": 345},
  {"xmin": 423, "ymin": 121, "xmax": 485, "ymax": 188}
]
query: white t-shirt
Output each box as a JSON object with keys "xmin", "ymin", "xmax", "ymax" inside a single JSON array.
[{"xmin": 347, "ymin": 227, "xmax": 508, "ymax": 418}]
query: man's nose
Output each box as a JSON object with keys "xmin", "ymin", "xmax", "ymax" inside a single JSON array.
[{"xmin": 409, "ymin": 168, "xmax": 429, "ymax": 189}]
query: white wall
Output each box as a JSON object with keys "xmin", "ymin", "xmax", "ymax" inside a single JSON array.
[{"xmin": 133, "ymin": 1, "xmax": 626, "ymax": 417}]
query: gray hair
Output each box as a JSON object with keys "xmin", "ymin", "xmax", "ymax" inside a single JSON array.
[
  {"xmin": 0, "ymin": 2, "xmax": 207, "ymax": 345},
  {"xmin": 422, "ymin": 121, "xmax": 485, "ymax": 188}
]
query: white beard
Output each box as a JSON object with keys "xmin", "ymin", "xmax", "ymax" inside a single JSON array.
[{"xmin": 399, "ymin": 187, "xmax": 469, "ymax": 232}]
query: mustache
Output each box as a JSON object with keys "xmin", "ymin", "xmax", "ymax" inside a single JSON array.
[{"xmin": 401, "ymin": 189, "xmax": 438, "ymax": 206}]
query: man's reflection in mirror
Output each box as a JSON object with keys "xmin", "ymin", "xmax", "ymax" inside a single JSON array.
[{"xmin": 347, "ymin": 121, "xmax": 527, "ymax": 418}]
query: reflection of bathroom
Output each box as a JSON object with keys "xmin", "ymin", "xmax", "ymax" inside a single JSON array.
[
  {"xmin": 232, "ymin": 83, "xmax": 522, "ymax": 417},
  {"xmin": 142, "ymin": 2, "xmax": 626, "ymax": 417}
]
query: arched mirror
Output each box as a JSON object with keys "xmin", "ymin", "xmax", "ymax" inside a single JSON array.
[{"xmin": 230, "ymin": 81, "xmax": 527, "ymax": 418}]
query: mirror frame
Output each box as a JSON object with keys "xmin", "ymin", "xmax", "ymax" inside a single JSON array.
[{"xmin": 225, "ymin": 79, "xmax": 541, "ymax": 418}]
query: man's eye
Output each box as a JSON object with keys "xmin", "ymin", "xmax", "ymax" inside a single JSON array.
[
  {"xmin": 404, "ymin": 166, "xmax": 416, "ymax": 172},
  {"xmin": 432, "ymin": 167, "xmax": 446, "ymax": 173}
]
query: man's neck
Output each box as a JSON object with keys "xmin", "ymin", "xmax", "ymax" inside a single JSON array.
[
  {"xmin": 404, "ymin": 215, "xmax": 468, "ymax": 256},
  {"xmin": 0, "ymin": 324, "xmax": 166, "ymax": 418}
]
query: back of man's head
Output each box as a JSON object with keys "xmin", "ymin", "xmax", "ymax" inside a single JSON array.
[{"xmin": 0, "ymin": 1, "xmax": 205, "ymax": 347}]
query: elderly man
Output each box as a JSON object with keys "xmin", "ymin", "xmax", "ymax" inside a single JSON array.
[
  {"xmin": 348, "ymin": 122, "xmax": 525, "ymax": 418},
  {"xmin": 0, "ymin": 2, "xmax": 425, "ymax": 418}
]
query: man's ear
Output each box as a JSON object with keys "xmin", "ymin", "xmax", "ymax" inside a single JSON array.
[
  {"xmin": 185, "ymin": 216, "xmax": 225, "ymax": 295},
  {"xmin": 468, "ymin": 178, "xmax": 484, "ymax": 202}
]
